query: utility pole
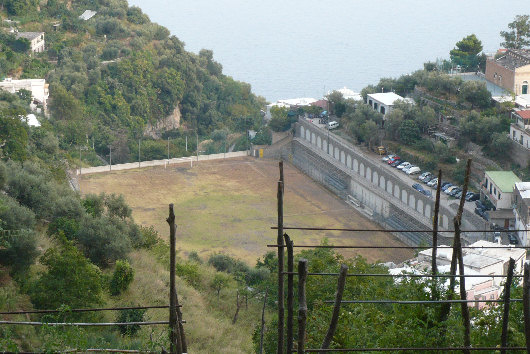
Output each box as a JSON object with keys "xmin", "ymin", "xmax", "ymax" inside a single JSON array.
[
  {"xmin": 79, "ymin": 145, "xmax": 82, "ymax": 175},
  {"xmin": 109, "ymin": 145, "xmax": 112, "ymax": 171},
  {"xmin": 138, "ymin": 139, "xmax": 141, "ymax": 168},
  {"xmin": 196, "ymin": 130, "xmax": 199, "ymax": 161},
  {"xmin": 185, "ymin": 136, "xmax": 188, "ymax": 152},
  {"xmin": 224, "ymin": 136, "xmax": 226, "ymax": 159},
  {"xmin": 167, "ymin": 137, "xmax": 170, "ymax": 160}
]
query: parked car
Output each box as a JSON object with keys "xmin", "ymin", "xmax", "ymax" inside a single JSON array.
[
  {"xmin": 420, "ymin": 189, "xmax": 432, "ymax": 197},
  {"xmin": 388, "ymin": 156, "xmax": 401, "ymax": 164},
  {"xmin": 422, "ymin": 175, "xmax": 434, "ymax": 184},
  {"xmin": 427, "ymin": 178, "xmax": 438, "ymax": 187},
  {"xmin": 406, "ymin": 166, "xmax": 421, "ymax": 175},
  {"xmin": 327, "ymin": 121, "xmax": 339, "ymax": 129},
  {"xmin": 397, "ymin": 162, "xmax": 411, "ymax": 170},
  {"xmin": 419, "ymin": 172, "xmax": 432, "ymax": 181},
  {"xmin": 454, "ymin": 190, "xmax": 463, "ymax": 199},
  {"xmin": 508, "ymin": 233, "xmax": 519, "ymax": 245},
  {"xmin": 382, "ymin": 154, "xmax": 395, "ymax": 162},
  {"xmin": 475, "ymin": 200, "xmax": 487, "ymax": 210},
  {"xmin": 391, "ymin": 160, "xmax": 402, "ymax": 167},
  {"xmin": 449, "ymin": 188, "xmax": 462, "ymax": 197},
  {"xmin": 474, "ymin": 207, "xmax": 489, "ymax": 221},
  {"xmin": 441, "ymin": 182, "xmax": 452, "ymax": 190},
  {"xmin": 442, "ymin": 183, "xmax": 453, "ymax": 192},
  {"xmin": 412, "ymin": 183, "xmax": 424, "ymax": 192},
  {"xmin": 444, "ymin": 186, "xmax": 458, "ymax": 194},
  {"xmin": 465, "ymin": 192, "xmax": 479, "ymax": 201}
]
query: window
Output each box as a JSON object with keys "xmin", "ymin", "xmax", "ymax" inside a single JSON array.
[
  {"xmin": 498, "ymin": 192, "xmax": 501, "ymax": 199},
  {"xmin": 369, "ymin": 99, "xmax": 373, "ymax": 106},
  {"xmin": 374, "ymin": 103, "xmax": 378, "ymax": 110},
  {"xmin": 380, "ymin": 106, "xmax": 386, "ymax": 114},
  {"xmin": 523, "ymin": 81, "xmax": 528, "ymax": 95},
  {"xmin": 494, "ymin": 187, "xmax": 496, "ymax": 195}
]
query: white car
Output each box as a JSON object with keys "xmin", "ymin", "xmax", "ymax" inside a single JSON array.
[
  {"xmin": 396, "ymin": 162, "xmax": 411, "ymax": 170},
  {"xmin": 402, "ymin": 164, "xmax": 415, "ymax": 173},
  {"xmin": 406, "ymin": 166, "xmax": 421, "ymax": 175}
]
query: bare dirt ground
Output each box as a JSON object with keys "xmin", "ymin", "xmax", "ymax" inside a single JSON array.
[{"xmin": 79, "ymin": 157, "xmax": 412, "ymax": 264}]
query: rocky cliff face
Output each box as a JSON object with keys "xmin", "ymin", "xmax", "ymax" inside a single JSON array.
[{"xmin": 144, "ymin": 105, "xmax": 181, "ymax": 138}]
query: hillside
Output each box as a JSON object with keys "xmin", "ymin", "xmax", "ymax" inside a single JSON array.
[{"xmin": 0, "ymin": 0, "xmax": 267, "ymax": 164}]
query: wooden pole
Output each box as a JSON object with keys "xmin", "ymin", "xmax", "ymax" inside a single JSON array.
[
  {"xmin": 280, "ymin": 160, "xmax": 284, "ymax": 193},
  {"xmin": 284, "ymin": 233, "xmax": 294, "ymax": 354},
  {"xmin": 523, "ymin": 261, "xmax": 530, "ymax": 354},
  {"xmin": 167, "ymin": 204, "xmax": 182, "ymax": 354},
  {"xmin": 232, "ymin": 290, "xmax": 242, "ymax": 324},
  {"xmin": 501, "ymin": 258, "xmax": 516, "ymax": 354},
  {"xmin": 454, "ymin": 218, "xmax": 471, "ymax": 354},
  {"xmin": 431, "ymin": 169, "xmax": 442, "ymax": 277},
  {"xmin": 297, "ymin": 259, "xmax": 308, "ymax": 354},
  {"xmin": 277, "ymin": 160, "xmax": 285, "ymax": 354},
  {"xmin": 259, "ymin": 291, "xmax": 268, "ymax": 354},
  {"xmin": 456, "ymin": 159, "xmax": 472, "ymax": 354},
  {"xmin": 321, "ymin": 264, "xmax": 348, "ymax": 349}
]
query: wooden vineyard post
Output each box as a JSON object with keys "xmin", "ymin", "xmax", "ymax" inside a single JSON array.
[
  {"xmin": 259, "ymin": 291, "xmax": 268, "ymax": 354},
  {"xmin": 523, "ymin": 261, "xmax": 530, "ymax": 354},
  {"xmin": 167, "ymin": 204, "xmax": 182, "ymax": 354},
  {"xmin": 277, "ymin": 160, "xmax": 285, "ymax": 354},
  {"xmin": 284, "ymin": 233, "xmax": 294, "ymax": 354},
  {"xmin": 501, "ymin": 258, "xmax": 515, "ymax": 354},
  {"xmin": 432, "ymin": 170, "xmax": 442, "ymax": 278},
  {"xmin": 297, "ymin": 259, "xmax": 308, "ymax": 354},
  {"xmin": 321, "ymin": 264, "xmax": 348, "ymax": 349}
]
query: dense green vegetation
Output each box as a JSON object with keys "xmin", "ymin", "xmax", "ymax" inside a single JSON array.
[
  {"xmin": 254, "ymin": 246, "xmax": 528, "ymax": 352},
  {"xmin": 0, "ymin": 0, "xmax": 268, "ymax": 165}
]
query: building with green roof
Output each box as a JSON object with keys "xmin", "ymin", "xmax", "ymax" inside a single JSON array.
[{"xmin": 482, "ymin": 171, "xmax": 521, "ymax": 210}]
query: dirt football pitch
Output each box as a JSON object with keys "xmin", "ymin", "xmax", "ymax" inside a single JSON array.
[{"xmin": 79, "ymin": 157, "xmax": 413, "ymax": 264}]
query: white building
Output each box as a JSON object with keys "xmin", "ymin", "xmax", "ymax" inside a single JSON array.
[
  {"xmin": 265, "ymin": 97, "xmax": 318, "ymax": 120},
  {"xmin": 513, "ymin": 182, "xmax": 530, "ymax": 246},
  {"xmin": 413, "ymin": 241, "xmax": 527, "ymax": 308},
  {"xmin": 79, "ymin": 10, "xmax": 97, "ymax": 21},
  {"xmin": 328, "ymin": 87, "xmax": 362, "ymax": 101},
  {"xmin": 366, "ymin": 92, "xmax": 405, "ymax": 116},
  {"xmin": 481, "ymin": 171, "xmax": 521, "ymax": 211},
  {"xmin": 0, "ymin": 78, "xmax": 49, "ymax": 113},
  {"xmin": 510, "ymin": 109, "xmax": 530, "ymax": 150},
  {"xmin": 15, "ymin": 32, "xmax": 45, "ymax": 53}
]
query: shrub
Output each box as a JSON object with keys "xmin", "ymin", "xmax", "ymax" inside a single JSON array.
[
  {"xmin": 136, "ymin": 225, "xmax": 159, "ymax": 249},
  {"xmin": 109, "ymin": 260, "xmax": 134, "ymax": 296},
  {"xmin": 175, "ymin": 261, "xmax": 201, "ymax": 288},
  {"xmin": 76, "ymin": 216, "xmax": 132, "ymax": 267},
  {"xmin": 104, "ymin": 193, "xmax": 131, "ymax": 219},
  {"xmin": 82, "ymin": 194, "xmax": 104, "ymax": 218},
  {"xmin": 0, "ymin": 194, "xmax": 35, "ymax": 230},
  {"xmin": 47, "ymin": 217, "xmax": 79, "ymax": 239},
  {"xmin": 29, "ymin": 237, "xmax": 103, "ymax": 311},
  {"xmin": 116, "ymin": 307, "xmax": 146, "ymax": 336},
  {"xmin": 188, "ymin": 251, "xmax": 202, "ymax": 263},
  {"xmin": 245, "ymin": 267, "xmax": 270, "ymax": 286},
  {"xmin": 0, "ymin": 229, "xmax": 38, "ymax": 275}
]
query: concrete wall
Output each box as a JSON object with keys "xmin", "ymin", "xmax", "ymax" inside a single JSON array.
[{"xmin": 291, "ymin": 119, "xmax": 481, "ymax": 245}]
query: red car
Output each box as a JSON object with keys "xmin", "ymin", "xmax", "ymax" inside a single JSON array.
[{"xmin": 387, "ymin": 156, "xmax": 401, "ymax": 164}]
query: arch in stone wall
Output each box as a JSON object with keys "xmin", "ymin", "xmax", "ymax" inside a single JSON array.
[
  {"xmin": 300, "ymin": 126, "xmax": 305, "ymax": 139},
  {"xmin": 340, "ymin": 151, "xmax": 345, "ymax": 164},
  {"xmin": 311, "ymin": 132, "xmax": 316, "ymax": 145},
  {"xmin": 359, "ymin": 162, "xmax": 365, "ymax": 177},
  {"xmin": 379, "ymin": 175, "xmax": 385, "ymax": 189},
  {"xmin": 442, "ymin": 215, "xmax": 449, "ymax": 229},
  {"xmin": 394, "ymin": 185, "xmax": 400, "ymax": 198},
  {"xmin": 353, "ymin": 159, "xmax": 359, "ymax": 173},
  {"xmin": 425, "ymin": 203, "xmax": 432, "ymax": 219},
  {"xmin": 334, "ymin": 147, "xmax": 339, "ymax": 160},
  {"xmin": 329, "ymin": 143, "xmax": 334, "ymax": 156},
  {"xmin": 317, "ymin": 136, "xmax": 322, "ymax": 149},
  {"xmin": 386, "ymin": 179, "xmax": 393, "ymax": 193},
  {"xmin": 373, "ymin": 171, "xmax": 379, "ymax": 185},
  {"xmin": 305, "ymin": 129, "xmax": 310, "ymax": 141},
  {"xmin": 417, "ymin": 199, "xmax": 424, "ymax": 214},
  {"xmin": 366, "ymin": 166, "xmax": 372, "ymax": 181},
  {"xmin": 409, "ymin": 194, "xmax": 416, "ymax": 209},
  {"xmin": 347, "ymin": 155, "xmax": 352, "ymax": 168},
  {"xmin": 401, "ymin": 189, "xmax": 408, "ymax": 204}
]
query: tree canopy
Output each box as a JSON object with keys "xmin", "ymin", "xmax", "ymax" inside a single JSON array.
[
  {"xmin": 450, "ymin": 34, "xmax": 485, "ymax": 71},
  {"xmin": 500, "ymin": 15, "xmax": 530, "ymax": 49}
]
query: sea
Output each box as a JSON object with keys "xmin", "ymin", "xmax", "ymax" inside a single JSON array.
[{"xmin": 128, "ymin": 0, "xmax": 529, "ymax": 102}]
